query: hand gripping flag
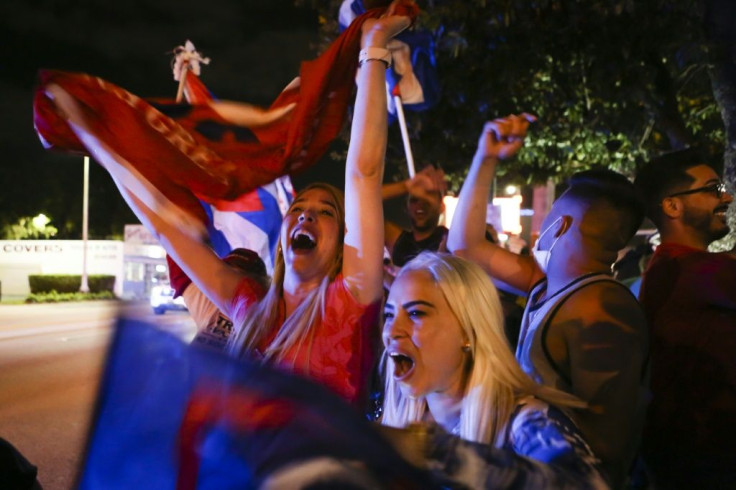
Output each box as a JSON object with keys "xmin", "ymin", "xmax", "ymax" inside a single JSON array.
[
  {"xmin": 339, "ymin": 0, "xmax": 440, "ymax": 120},
  {"xmin": 171, "ymin": 40, "xmax": 211, "ymax": 104},
  {"xmin": 173, "ymin": 49, "xmax": 295, "ymax": 274},
  {"xmin": 78, "ymin": 319, "xmax": 436, "ymax": 489},
  {"xmin": 33, "ymin": 1, "xmax": 419, "ymax": 239}
]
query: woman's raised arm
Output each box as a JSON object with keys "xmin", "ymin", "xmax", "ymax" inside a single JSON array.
[
  {"xmin": 117, "ymin": 185, "xmax": 246, "ymax": 317},
  {"xmin": 342, "ymin": 5, "xmax": 412, "ymax": 304}
]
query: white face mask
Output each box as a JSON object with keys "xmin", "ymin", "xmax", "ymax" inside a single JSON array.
[{"xmin": 532, "ymin": 217, "xmax": 563, "ymax": 273}]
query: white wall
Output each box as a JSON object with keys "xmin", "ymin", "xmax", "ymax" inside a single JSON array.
[{"xmin": 0, "ymin": 240, "xmax": 124, "ymax": 297}]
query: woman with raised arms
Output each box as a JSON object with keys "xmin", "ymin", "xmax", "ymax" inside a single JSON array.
[{"xmin": 106, "ymin": 3, "xmax": 414, "ymax": 406}]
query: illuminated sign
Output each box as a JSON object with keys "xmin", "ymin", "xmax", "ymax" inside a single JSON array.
[
  {"xmin": 440, "ymin": 195, "xmax": 522, "ymax": 236},
  {"xmin": 491, "ymin": 195, "xmax": 523, "ymax": 235}
]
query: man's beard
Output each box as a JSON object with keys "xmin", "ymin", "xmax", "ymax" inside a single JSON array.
[
  {"xmin": 683, "ymin": 206, "xmax": 730, "ymax": 243},
  {"xmin": 411, "ymin": 216, "xmax": 439, "ymax": 233}
]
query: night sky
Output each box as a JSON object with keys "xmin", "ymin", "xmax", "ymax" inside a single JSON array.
[{"xmin": 0, "ymin": 0, "xmax": 343, "ymax": 238}]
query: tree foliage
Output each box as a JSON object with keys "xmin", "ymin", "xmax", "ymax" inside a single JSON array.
[
  {"xmin": 301, "ymin": 0, "xmax": 725, "ymax": 191},
  {"xmin": 2, "ymin": 215, "xmax": 58, "ymax": 240}
]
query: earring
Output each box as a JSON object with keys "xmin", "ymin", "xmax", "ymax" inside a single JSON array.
[{"xmin": 462, "ymin": 342, "xmax": 471, "ymax": 353}]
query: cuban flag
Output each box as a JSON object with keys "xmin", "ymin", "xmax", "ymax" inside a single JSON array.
[
  {"xmin": 202, "ymin": 176, "xmax": 293, "ymax": 273},
  {"xmin": 339, "ymin": 0, "xmax": 441, "ymax": 119},
  {"xmin": 78, "ymin": 318, "xmax": 435, "ymax": 489}
]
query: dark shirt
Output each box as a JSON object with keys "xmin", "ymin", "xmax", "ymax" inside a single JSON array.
[
  {"xmin": 638, "ymin": 243, "xmax": 736, "ymax": 482},
  {"xmin": 391, "ymin": 226, "xmax": 448, "ymax": 267}
]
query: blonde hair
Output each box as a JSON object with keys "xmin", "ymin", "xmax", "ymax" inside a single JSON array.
[
  {"xmin": 225, "ymin": 183, "xmax": 345, "ymax": 367},
  {"xmin": 381, "ymin": 252, "xmax": 584, "ymax": 444}
]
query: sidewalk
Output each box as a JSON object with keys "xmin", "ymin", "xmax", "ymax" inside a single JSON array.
[{"xmin": 0, "ymin": 294, "xmax": 27, "ymax": 304}]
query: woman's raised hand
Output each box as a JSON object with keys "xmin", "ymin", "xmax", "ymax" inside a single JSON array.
[{"xmin": 361, "ymin": 0, "xmax": 415, "ymax": 48}]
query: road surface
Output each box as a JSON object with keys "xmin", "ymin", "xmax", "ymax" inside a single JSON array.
[{"xmin": 0, "ymin": 300, "xmax": 195, "ymax": 489}]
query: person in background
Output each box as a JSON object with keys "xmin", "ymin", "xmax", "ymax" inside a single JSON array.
[
  {"xmin": 382, "ymin": 165, "xmax": 448, "ymax": 270},
  {"xmin": 634, "ymin": 148, "xmax": 735, "ymax": 489},
  {"xmin": 612, "ymin": 242, "xmax": 654, "ymax": 298},
  {"xmin": 447, "ymin": 114, "xmax": 649, "ymax": 489}
]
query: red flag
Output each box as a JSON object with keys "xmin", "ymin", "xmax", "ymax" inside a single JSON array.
[
  {"xmin": 181, "ymin": 71, "xmax": 213, "ymax": 105},
  {"xmin": 33, "ymin": 2, "xmax": 419, "ymax": 232}
]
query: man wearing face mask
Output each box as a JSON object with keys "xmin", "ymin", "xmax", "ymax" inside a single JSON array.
[{"xmin": 447, "ymin": 114, "xmax": 649, "ymax": 490}]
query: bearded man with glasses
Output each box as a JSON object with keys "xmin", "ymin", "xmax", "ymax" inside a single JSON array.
[{"xmin": 634, "ymin": 148, "xmax": 735, "ymax": 489}]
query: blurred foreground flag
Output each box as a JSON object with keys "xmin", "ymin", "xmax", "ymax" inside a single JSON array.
[{"xmin": 78, "ymin": 319, "xmax": 434, "ymax": 489}]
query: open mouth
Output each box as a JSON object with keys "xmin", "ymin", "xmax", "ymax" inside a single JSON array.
[
  {"xmin": 714, "ymin": 206, "xmax": 729, "ymax": 218},
  {"xmin": 291, "ymin": 231, "xmax": 316, "ymax": 251},
  {"xmin": 389, "ymin": 352, "xmax": 415, "ymax": 380}
]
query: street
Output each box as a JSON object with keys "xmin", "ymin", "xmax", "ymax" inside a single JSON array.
[{"xmin": 0, "ymin": 300, "xmax": 196, "ymax": 489}]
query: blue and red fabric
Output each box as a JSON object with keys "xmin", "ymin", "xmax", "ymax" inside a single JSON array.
[{"xmin": 78, "ymin": 319, "xmax": 434, "ymax": 489}]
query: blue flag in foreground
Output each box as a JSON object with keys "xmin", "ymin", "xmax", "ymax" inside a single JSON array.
[{"xmin": 78, "ymin": 319, "xmax": 433, "ymax": 489}]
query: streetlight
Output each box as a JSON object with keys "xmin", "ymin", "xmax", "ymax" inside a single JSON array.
[
  {"xmin": 80, "ymin": 156, "xmax": 90, "ymax": 293},
  {"xmin": 31, "ymin": 213, "xmax": 50, "ymax": 231}
]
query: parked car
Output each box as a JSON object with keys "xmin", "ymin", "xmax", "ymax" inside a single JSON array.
[{"xmin": 150, "ymin": 284, "xmax": 187, "ymax": 315}]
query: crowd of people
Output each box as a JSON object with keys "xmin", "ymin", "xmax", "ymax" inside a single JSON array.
[
  {"xmin": 148, "ymin": 5, "xmax": 734, "ymax": 489},
  {"xmin": 15, "ymin": 1, "xmax": 733, "ymax": 488}
]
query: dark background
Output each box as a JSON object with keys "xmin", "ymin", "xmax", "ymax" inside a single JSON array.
[{"xmin": 0, "ymin": 0, "xmax": 354, "ymax": 238}]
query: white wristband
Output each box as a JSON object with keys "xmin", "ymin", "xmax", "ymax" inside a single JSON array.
[{"xmin": 359, "ymin": 47, "xmax": 391, "ymax": 68}]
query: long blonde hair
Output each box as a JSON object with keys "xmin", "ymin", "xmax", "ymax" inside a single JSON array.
[
  {"xmin": 381, "ymin": 252, "xmax": 584, "ymax": 444},
  {"xmin": 225, "ymin": 183, "xmax": 345, "ymax": 366}
]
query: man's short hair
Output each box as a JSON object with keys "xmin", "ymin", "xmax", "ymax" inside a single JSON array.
[
  {"xmin": 634, "ymin": 148, "xmax": 709, "ymax": 228},
  {"xmin": 562, "ymin": 168, "xmax": 645, "ymax": 250}
]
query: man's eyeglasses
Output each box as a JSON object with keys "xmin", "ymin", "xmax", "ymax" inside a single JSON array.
[{"xmin": 666, "ymin": 181, "xmax": 727, "ymax": 199}]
